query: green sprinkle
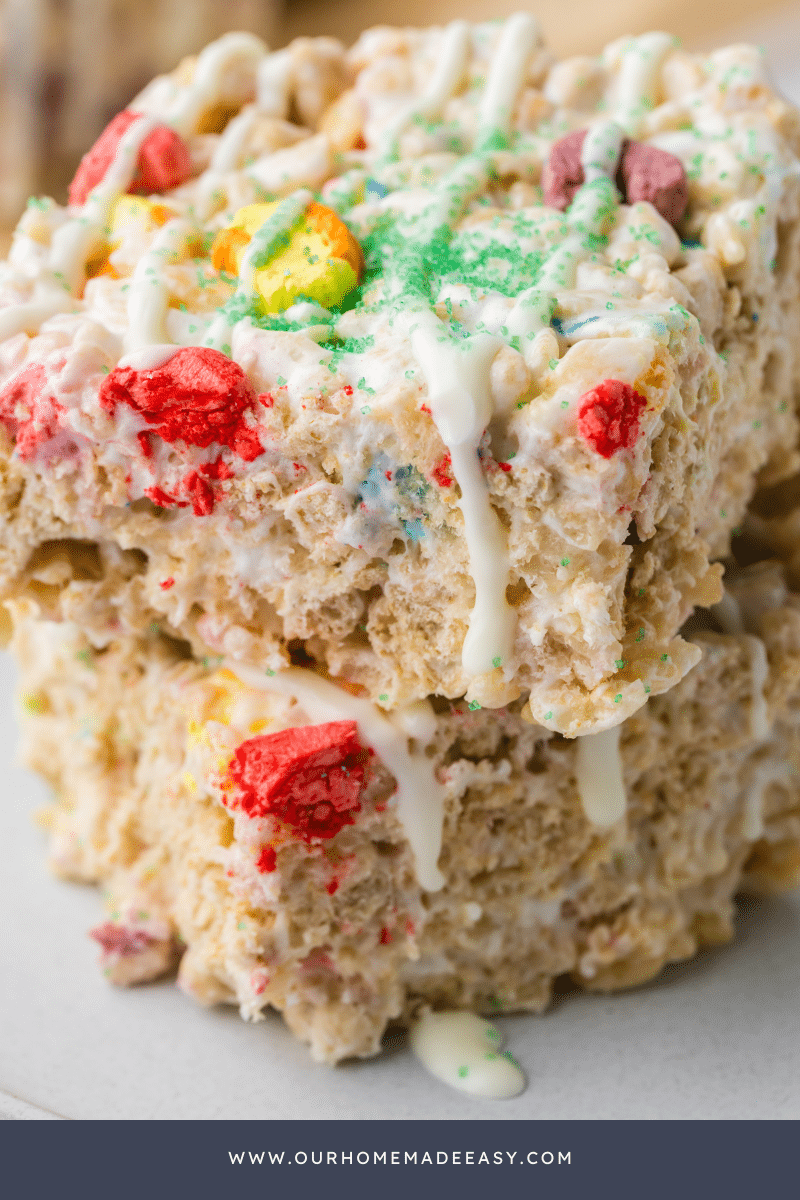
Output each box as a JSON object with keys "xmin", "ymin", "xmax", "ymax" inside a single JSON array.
[
  {"xmin": 276, "ymin": 376, "xmax": 287, "ymax": 386},
  {"xmin": 615, "ymin": 659, "xmax": 626, "ymax": 670},
  {"xmin": 544, "ymin": 711, "xmax": 553, "ymax": 721},
  {"xmin": 614, "ymin": 694, "xmax": 622, "ymax": 703},
  {"xmin": 635, "ymin": 628, "xmax": 645, "ymax": 642},
  {"xmin": 492, "ymin": 656, "xmax": 502, "ymax": 669},
  {"xmin": 560, "ymin": 557, "xmax": 570, "ymax": 567},
  {"xmin": 237, "ymin": 921, "xmax": 247, "ymax": 931},
  {"xmin": 379, "ymin": 694, "xmax": 388, "ymax": 701},
  {"xmin": 100, "ymin": 364, "xmax": 109, "ymax": 375},
  {"xmin": 644, "ymin": 684, "xmax": 652, "ymax": 694},
  {"xmin": 549, "ymin": 358, "xmax": 558, "ymax": 370},
  {"xmin": 560, "ymin": 400, "xmax": 569, "ymax": 409},
  {"xmin": 458, "ymin": 1066, "xmax": 469, "ymax": 1078},
  {"xmin": 265, "ymin": 669, "xmax": 276, "ymax": 677},
  {"xmin": 720, "ymin": 508, "xmax": 727, "ymax": 518},
  {"xmin": 638, "ymin": 587, "xmax": 646, "ymax": 597},
  {"xmin": 361, "ymin": 405, "xmax": 371, "ymax": 414},
  {"xmin": 468, "ymin": 700, "xmax": 481, "ymax": 711},
  {"xmin": 486, "ymin": 1026, "xmax": 501, "ymax": 1041},
  {"xmin": 661, "ymin": 654, "xmax": 669, "ymax": 662}
]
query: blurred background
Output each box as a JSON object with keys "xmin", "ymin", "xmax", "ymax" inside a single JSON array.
[{"xmin": 0, "ymin": 0, "xmax": 798, "ymax": 235}]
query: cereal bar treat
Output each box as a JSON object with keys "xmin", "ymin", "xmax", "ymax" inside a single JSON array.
[
  {"xmin": 7, "ymin": 551, "xmax": 800, "ymax": 1063},
  {"xmin": 1, "ymin": 19, "xmax": 799, "ymax": 736}
]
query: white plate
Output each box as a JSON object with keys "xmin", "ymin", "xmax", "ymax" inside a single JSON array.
[
  {"xmin": 3, "ymin": 9, "xmax": 800, "ymax": 1121},
  {"xmin": 2, "ymin": 642, "xmax": 800, "ymax": 1121}
]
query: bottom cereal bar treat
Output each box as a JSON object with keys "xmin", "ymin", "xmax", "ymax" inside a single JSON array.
[{"xmin": 6, "ymin": 553, "xmax": 800, "ymax": 1065}]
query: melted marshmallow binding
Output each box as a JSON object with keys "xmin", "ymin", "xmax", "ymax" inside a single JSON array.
[{"xmin": 4, "ymin": 18, "xmax": 800, "ymax": 1064}]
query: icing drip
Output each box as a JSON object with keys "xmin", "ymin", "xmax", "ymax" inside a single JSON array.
[
  {"xmin": 575, "ymin": 724, "xmax": 626, "ymax": 826},
  {"xmin": 476, "ymin": 12, "xmax": 540, "ymax": 146},
  {"xmin": 224, "ymin": 662, "xmax": 447, "ymax": 891},
  {"xmin": 410, "ymin": 313, "xmax": 515, "ymax": 675},
  {"xmin": 124, "ymin": 218, "xmax": 195, "ymax": 353},
  {"xmin": 409, "ymin": 1011, "xmax": 525, "ymax": 1098},
  {"xmin": 383, "ymin": 12, "xmax": 551, "ymax": 679},
  {"xmin": 378, "ymin": 20, "xmax": 470, "ymax": 161}
]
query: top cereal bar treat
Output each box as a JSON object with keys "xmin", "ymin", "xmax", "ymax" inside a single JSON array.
[{"xmin": 1, "ymin": 18, "xmax": 799, "ymax": 736}]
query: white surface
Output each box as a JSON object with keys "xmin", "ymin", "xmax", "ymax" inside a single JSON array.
[
  {"xmin": 3, "ymin": 12, "xmax": 800, "ymax": 1121},
  {"xmin": 3, "ymin": 639, "xmax": 800, "ymax": 1120}
]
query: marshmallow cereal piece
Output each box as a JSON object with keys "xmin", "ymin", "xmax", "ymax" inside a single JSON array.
[
  {"xmin": 69, "ymin": 109, "xmax": 192, "ymax": 207},
  {"xmin": 212, "ymin": 199, "xmax": 362, "ymax": 312}
]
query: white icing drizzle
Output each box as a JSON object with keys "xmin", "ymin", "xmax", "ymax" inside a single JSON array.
[
  {"xmin": 742, "ymin": 634, "xmax": 770, "ymax": 742},
  {"xmin": 204, "ymin": 189, "xmax": 312, "ymax": 352},
  {"xmin": 164, "ymin": 32, "xmax": 267, "ymax": 138},
  {"xmin": 409, "ymin": 1011, "xmax": 525, "ymax": 1098},
  {"xmin": 611, "ymin": 32, "xmax": 674, "ymax": 136},
  {"xmin": 196, "ymin": 104, "xmax": 261, "ymax": 216},
  {"xmin": 0, "ymin": 113, "xmax": 159, "ymax": 343},
  {"xmin": 379, "ymin": 20, "xmax": 470, "ymax": 161},
  {"xmin": 506, "ymin": 128, "xmax": 621, "ymax": 346},
  {"xmin": 575, "ymin": 724, "xmax": 626, "ymax": 826},
  {"xmin": 0, "ymin": 297, "xmax": 73, "ymax": 341},
  {"xmin": 580, "ymin": 120, "xmax": 625, "ymax": 184},
  {"xmin": 51, "ymin": 115, "xmax": 161, "ymax": 295},
  {"xmin": 124, "ymin": 218, "xmax": 195, "ymax": 353},
  {"xmin": 476, "ymin": 12, "xmax": 540, "ymax": 145},
  {"xmin": 117, "ymin": 345, "xmax": 179, "ymax": 372},
  {"xmin": 224, "ymin": 662, "xmax": 447, "ymax": 892}
]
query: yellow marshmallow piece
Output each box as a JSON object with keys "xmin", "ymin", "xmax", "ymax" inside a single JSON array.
[
  {"xmin": 86, "ymin": 197, "xmax": 174, "ymax": 281},
  {"xmin": 212, "ymin": 200, "xmax": 362, "ymax": 313},
  {"xmin": 107, "ymin": 195, "xmax": 174, "ymax": 243}
]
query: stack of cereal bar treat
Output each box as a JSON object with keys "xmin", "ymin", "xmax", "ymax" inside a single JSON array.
[{"xmin": 3, "ymin": 16, "xmax": 800, "ymax": 1062}]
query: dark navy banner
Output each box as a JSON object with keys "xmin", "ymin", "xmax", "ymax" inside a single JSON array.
[{"xmin": 1, "ymin": 1119, "xmax": 795, "ymax": 1199}]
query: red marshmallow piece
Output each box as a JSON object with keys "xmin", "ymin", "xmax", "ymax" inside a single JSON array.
[
  {"xmin": 617, "ymin": 139, "xmax": 689, "ymax": 227},
  {"xmin": 0, "ymin": 363, "xmax": 66, "ymax": 460},
  {"xmin": 90, "ymin": 921, "xmax": 155, "ymax": 957},
  {"xmin": 68, "ymin": 110, "xmax": 192, "ymax": 207},
  {"xmin": 99, "ymin": 346, "xmax": 264, "ymax": 461},
  {"xmin": 576, "ymin": 379, "xmax": 647, "ymax": 458},
  {"xmin": 228, "ymin": 721, "xmax": 368, "ymax": 842},
  {"xmin": 543, "ymin": 128, "xmax": 688, "ymax": 228},
  {"xmin": 543, "ymin": 128, "xmax": 588, "ymax": 213}
]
